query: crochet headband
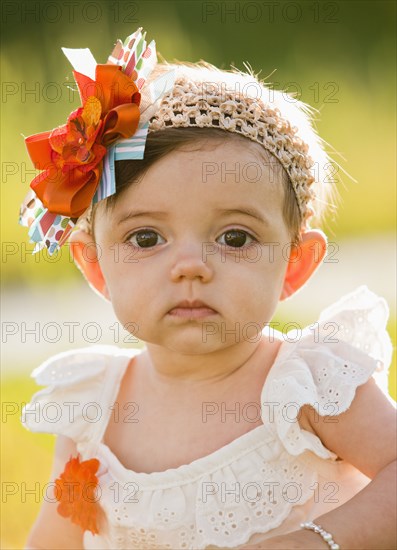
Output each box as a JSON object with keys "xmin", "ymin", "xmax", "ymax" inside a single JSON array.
[{"xmin": 19, "ymin": 27, "xmax": 317, "ymax": 255}]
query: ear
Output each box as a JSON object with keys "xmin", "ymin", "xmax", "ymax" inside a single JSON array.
[
  {"xmin": 280, "ymin": 230, "xmax": 327, "ymax": 301},
  {"xmin": 68, "ymin": 229, "xmax": 110, "ymax": 301}
]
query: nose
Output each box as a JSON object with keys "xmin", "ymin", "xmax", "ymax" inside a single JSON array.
[{"xmin": 170, "ymin": 240, "xmax": 214, "ymax": 283}]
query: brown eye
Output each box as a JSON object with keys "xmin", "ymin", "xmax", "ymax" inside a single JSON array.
[
  {"xmin": 218, "ymin": 229, "xmax": 255, "ymax": 248},
  {"xmin": 128, "ymin": 230, "xmax": 164, "ymax": 248}
]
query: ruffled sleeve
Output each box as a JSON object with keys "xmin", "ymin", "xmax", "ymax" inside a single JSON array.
[
  {"xmin": 21, "ymin": 345, "xmax": 133, "ymax": 445},
  {"xmin": 261, "ymin": 285, "xmax": 394, "ymax": 460}
]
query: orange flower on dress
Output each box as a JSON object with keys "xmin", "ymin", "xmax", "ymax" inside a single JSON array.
[{"xmin": 54, "ymin": 454, "xmax": 102, "ymax": 535}]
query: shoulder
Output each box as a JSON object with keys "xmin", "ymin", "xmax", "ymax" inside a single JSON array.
[
  {"xmin": 28, "ymin": 345, "xmax": 135, "ymax": 385},
  {"xmin": 21, "ymin": 345, "xmax": 141, "ymax": 443},
  {"xmin": 261, "ymin": 286, "xmax": 395, "ymax": 467},
  {"xmin": 305, "ymin": 374, "xmax": 396, "ymax": 479}
]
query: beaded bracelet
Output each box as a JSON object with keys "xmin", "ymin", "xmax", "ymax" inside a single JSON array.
[{"xmin": 300, "ymin": 521, "xmax": 341, "ymax": 549}]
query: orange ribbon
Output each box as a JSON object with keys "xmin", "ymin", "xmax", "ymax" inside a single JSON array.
[{"xmin": 25, "ymin": 65, "xmax": 141, "ymax": 218}]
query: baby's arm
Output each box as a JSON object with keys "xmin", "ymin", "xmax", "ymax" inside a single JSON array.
[
  {"xmin": 244, "ymin": 377, "xmax": 397, "ymax": 549},
  {"xmin": 24, "ymin": 435, "xmax": 85, "ymax": 550}
]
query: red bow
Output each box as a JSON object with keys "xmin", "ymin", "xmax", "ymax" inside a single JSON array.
[{"xmin": 25, "ymin": 65, "xmax": 141, "ymax": 218}]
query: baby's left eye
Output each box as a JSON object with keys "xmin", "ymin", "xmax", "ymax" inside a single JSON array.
[{"xmin": 217, "ymin": 229, "xmax": 256, "ymax": 248}]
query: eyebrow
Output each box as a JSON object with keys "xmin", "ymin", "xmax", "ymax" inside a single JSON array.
[
  {"xmin": 116, "ymin": 206, "xmax": 269, "ymax": 226},
  {"xmin": 117, "ymin": 210, "xmax": 169, "ymax": 225},
  {"xmin": 214, "ymin": 207, "xmax": 270, "ymax": 226}
]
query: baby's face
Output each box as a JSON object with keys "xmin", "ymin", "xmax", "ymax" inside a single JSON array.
[{"xmin": 94, "ymin": 138, "xmax": 292, "ymax": 353}]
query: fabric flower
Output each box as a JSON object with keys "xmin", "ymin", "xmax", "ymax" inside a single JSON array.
[
  {"xmin": 26, "ymin": 64, "xmax": 141, "ymax": 218},
  {"xmin": 54, "ymin": 454, "xmax": 102, "ymax": 535},
  {"xmin": 19, "ymin": 28, "xmax": 172, "ymax": 256}
]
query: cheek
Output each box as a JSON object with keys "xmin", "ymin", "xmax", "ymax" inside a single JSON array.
[
  {"xmin": 98, "ymin": 252, "xmax": 154, "ymax": 314},
  {"xmin": 224, "ymin": 255, "xmax": 285, "ymax": 314},
  {"xmin": 97, "ymin": 251, "xmax": 133, "ymax": 301},
  {"xmin": 102, "ymin": 271, "xmax": 142, "ymax": 326},
  {"xmin": 237, "ymin": 245, "xmax": 288, "ymax": 284}
]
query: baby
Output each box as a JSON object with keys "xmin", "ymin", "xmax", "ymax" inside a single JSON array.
[{"xmin": 21, "ymin": 28, "xmax": 396, "ymax": 549}]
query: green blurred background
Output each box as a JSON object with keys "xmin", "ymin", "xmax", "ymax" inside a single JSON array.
[{"xmin": 1, "ymin": 1, "xmax": 396, "ymax": 548}]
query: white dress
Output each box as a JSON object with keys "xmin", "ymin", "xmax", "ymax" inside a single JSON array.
[{"xmin": 21, "ymin": 286, "xmax": 395, "ymax": 549}]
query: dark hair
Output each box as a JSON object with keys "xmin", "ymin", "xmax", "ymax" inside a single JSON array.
[{"xmin": 89, "ymin": 127, "xmax": 302, "ymax": 244}]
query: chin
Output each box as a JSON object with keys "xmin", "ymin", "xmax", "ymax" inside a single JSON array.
[{"xmin": 155, "ymin": 334, "xmax": 227, "ymax": 355}]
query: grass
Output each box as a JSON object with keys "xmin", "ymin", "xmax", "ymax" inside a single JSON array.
[{"xmin": 1, "ymin": 376, "xmax": 55, "ymax": 549}]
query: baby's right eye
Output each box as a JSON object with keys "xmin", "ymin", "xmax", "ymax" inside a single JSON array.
[{"xmin": 127, "ymin": 229, "xmax": 165, "ymax": 248}]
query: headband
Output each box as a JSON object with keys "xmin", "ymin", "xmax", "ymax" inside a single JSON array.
[
  {"xmin": 148, "ymin": 76, "xmax": 316, "ymax": 223},
  {"xmin": 19, "ymin": 27, "xmax": 316, "ymax": 255}
]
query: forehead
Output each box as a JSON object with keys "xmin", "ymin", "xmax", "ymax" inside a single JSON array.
[
  {"xmin": 93, "ymin": 137, "xmax": 289, "ymax": 237},
  {"xmin": 116, "ymin": 138, "xmax": 284, "ymax": 207}
]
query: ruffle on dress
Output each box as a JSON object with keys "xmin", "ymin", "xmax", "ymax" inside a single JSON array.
[{"xmin": 261, "ymin": 285, "xmax": 393, "ymax": 460}]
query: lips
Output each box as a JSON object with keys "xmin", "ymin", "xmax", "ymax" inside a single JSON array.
[
  {"xmin": 172, "ymin": 299, "xmax": 213, "ymax": 309},
  {"xmin": 168, "ymin": 299, "xmax": 218, "ymax": 318}
]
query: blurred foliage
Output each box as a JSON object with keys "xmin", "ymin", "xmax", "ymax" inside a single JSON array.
[{"xmin": 1, "ymin": 0, "xmax": 396, "ymax": 284}]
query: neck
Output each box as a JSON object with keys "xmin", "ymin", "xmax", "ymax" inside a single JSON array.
[{"xmin": 142, "ymin": 336, "xmax": 279, "ymax": 392}]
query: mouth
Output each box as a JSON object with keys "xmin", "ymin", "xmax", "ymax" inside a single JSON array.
[{"xmin": 167, "ymin": 300, "xmax": 218, "ymax": 319}]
